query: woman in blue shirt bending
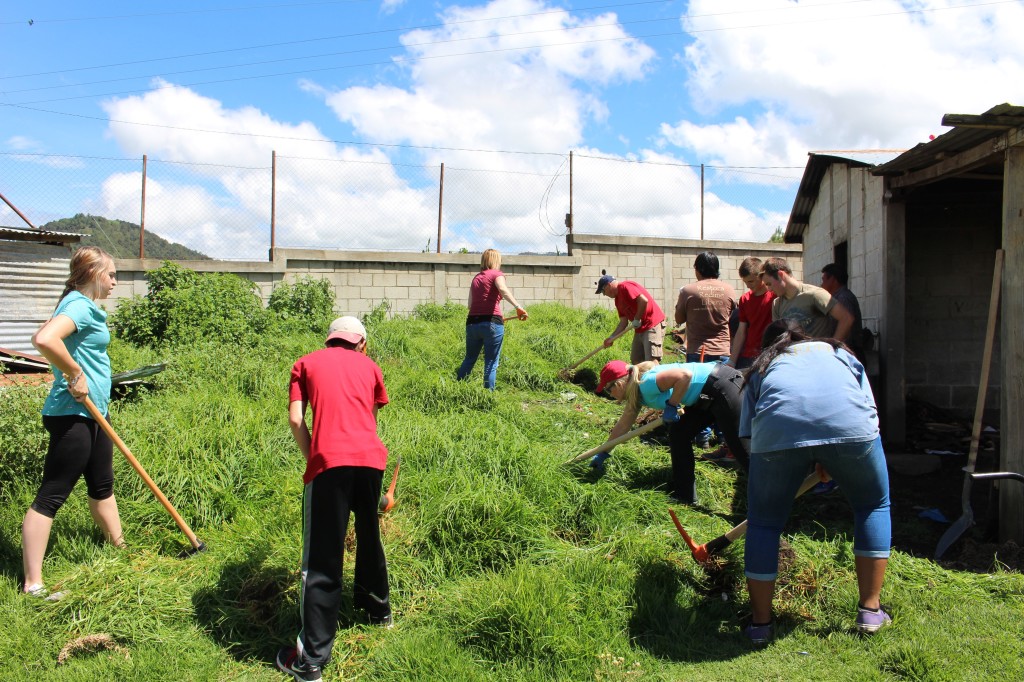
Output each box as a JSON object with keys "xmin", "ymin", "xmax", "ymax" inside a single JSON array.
[
  {"xmin": 22, "ymin": 246, "xmax": 125, "ymax": 599},
  {"xmin": 594, "ymin": 359, "xmax": 747, "ymax": 504},
  {"xmin": 739, "ymin": 319, "xmax": 891, "ymax": 644}
]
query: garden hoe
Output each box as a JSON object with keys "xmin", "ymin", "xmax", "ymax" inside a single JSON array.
[
  {"xmin": 378, "ymin": 455, "xmax": 401, "ymax": 513},
  {"xmin": 563, "ymin": 418, "xmax": 665, "ymax": 465},
  {"xmin": 82, "ymin": 397, "xmax": 206, "ymax": 557},
  {"xmin": 934, "ymin": 250, "xmax": 1003, "ymax": 560},
  {"xmin": 558, "ymin": 328, "xmax": 629, "ymax": 381},
  {"xmin": 669, "ymin": 470, "xmax": 823, "ymax": 564}
]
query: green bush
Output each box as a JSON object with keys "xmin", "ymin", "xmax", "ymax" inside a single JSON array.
[
  {"xmin": 413, "ymin": 300, "xmax": 465, "ymax": 322},
  {"xmin": 0, "ymin": 384, "xmax": 49, "ymax": 498},
  {"xmin": 110, "ymin": 262, "xmax": 268, "ymax": 346},
  {"xmin": 267, "ymin": 277, "xmax": 336, "ymax": 334}
]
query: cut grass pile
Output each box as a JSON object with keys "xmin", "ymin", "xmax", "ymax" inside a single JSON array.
[{"xmin": 1, "ymin": 301, "xmax": 1022, "ymax": 681}]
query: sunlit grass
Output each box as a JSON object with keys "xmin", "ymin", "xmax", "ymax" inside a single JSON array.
[{"xmin": 1, "ymin": 302, "xmax": 1022, "ymax": 680}]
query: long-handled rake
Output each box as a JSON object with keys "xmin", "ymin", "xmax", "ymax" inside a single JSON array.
[
  {"xmin": 934, "ymin": 249, "xmax": 1003, "ymax": 560},
  {"xmin": 557, "ymin": 328, "xmax": 629, "ymax": 381},
  {"xmin": 83, "ymin": 397, "xmax": 206, "ymax": 557},
  {"xmin": 563, "ymin": 418, "xmax": 665, "ymax": 465},
  {"xmin": 669, "ymin": 471, "xmax": 822, "ymax": 563}
]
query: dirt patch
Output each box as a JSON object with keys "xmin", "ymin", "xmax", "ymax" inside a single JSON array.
[{"xmin": 566, "ymin": 367, "xmax": 599, "ymax": 393}]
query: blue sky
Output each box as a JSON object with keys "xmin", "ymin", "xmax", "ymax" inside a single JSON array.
[{"xmin": 2, "ymin": 0, "xmax": 1022, "ymax": 258}]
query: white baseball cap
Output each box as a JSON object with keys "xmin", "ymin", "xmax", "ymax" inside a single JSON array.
[{"xmin": 326, "ymin": 316, "xmax": 367, "ymax": 344}]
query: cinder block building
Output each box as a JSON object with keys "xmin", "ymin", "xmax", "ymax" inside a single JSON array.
[{"xmin": 783, "ymin": 103, "xmax": 1024, "ymax": 544}]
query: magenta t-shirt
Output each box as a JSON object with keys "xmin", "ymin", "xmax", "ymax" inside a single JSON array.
[{"xmin": 468, "ymin": 269, "xmax": 504, "ymax": 317}]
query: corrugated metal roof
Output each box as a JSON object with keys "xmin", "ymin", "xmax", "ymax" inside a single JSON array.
[
  {"xmin": 784, "ymin": 152, "xmax": 901, "ymax": 243},
  {"xmin": 1, "ymin": 240, "xmax": 71, "ymax": 353},
  {"xmin": 0, "ymin": 225, "xmax": 83, "ymax": 244},
  {"xmin": 873, "ymin": 103, "xmax": 1024, "ymax": 177}
]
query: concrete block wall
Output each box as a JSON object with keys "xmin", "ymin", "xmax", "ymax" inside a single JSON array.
[
  {"xmin": 570, "ymin": 233, "xmax": 802, "ymax": 321},
  {"xmin": 904, "ymin": 202, "xmax": 1002, "ymax": 417},
  {"xmin": 802, "ymin": 164, "xmax": 885, "ymax": 335},
  {"xmin": 108, "ymin": 236, "xmax": 803, "ymax": 325}
]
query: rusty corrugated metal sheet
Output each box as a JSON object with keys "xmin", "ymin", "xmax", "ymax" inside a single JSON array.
[
  {"xmin": 1, "ymin": 240, "xmax": 71, "ymax": 353},
  {"xmin": 873, "ymin": 103, "xmax": 1024, "ymax": 177},
  {"xmin": 0, "ymin": 224, "xmax": 82, "ymax": 244}
]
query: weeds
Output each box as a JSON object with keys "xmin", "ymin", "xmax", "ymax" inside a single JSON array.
[{"xmin": 1, "ymin": 299, "xmax": 1022, "ymax": 681}]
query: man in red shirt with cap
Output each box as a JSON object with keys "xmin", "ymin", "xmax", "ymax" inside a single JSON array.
[{"xmin": 595, "ymin": 271, "xmax": 666, "ymax": 364}]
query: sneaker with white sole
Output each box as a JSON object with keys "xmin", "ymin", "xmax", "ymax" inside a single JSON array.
[
  {"xmin": 24, "ymin": 583, "xmax": 65, "ymax": 602},
  {"xmin": 744, "ymin": 621, "xmax": 773, "ymax": 645},
  {"xmin": 275, "ymin": 646, "xmax": 322, "ymax": 682},
  {"xmin": 855, "ymin": 604, "xmax": 892, "ymax": 634}
]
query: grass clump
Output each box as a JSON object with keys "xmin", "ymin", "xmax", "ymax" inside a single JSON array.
[{"xmin": 2, "ymin": 299, "xmax": 1023, "ymax": 681}]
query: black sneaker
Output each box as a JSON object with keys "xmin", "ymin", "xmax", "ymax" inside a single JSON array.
[
  {"xmin": 368, "ymin": 612, "xmax": 394, "ymax": 629},
  {"xmin": 276, "ymin": 646, "xmax": 322, "ymax": 682}
]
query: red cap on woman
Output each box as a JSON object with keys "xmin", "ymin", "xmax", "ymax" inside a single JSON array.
[{"xmin": 596, "ymin": 360, "xmax": 629, "ymax": 394}]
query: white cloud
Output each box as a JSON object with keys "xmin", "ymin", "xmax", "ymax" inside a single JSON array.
[
  {"xmin": 7, "ymin": 135, "xmax": 39, "ymax": 151},
  {"xmin": 380, "ymin": 0, "xmax": 405, "ymax": 15},
  {"xmin": 316, "ymin": 0, "xmax": 655, "ymax": 157},
  {"xmin": 662, "ymin": 0, "xmax": 1024, "ymax": 173}
]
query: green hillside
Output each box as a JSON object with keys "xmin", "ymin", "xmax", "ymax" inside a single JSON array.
[{"xmin": 41, "ymin": 214, "xmax": 210, "ymax": 260}]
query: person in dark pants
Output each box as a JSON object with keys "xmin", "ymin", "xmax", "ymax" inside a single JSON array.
[
  {"xmin": 278, "ymin": 316, "xmax": 392, "ymax": 682},
  {"xmin": 592, "ymin": 359, "xmax": 748, "ymax": 505}
]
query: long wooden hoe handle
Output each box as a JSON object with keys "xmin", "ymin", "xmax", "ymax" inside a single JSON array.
[
  {"xmin": 83, "ymin": 397, "xmax": 204, "ymax": 551},
  {"xmin": 564, "ymin": 418, "xmax": 665, "ymax": 465},
  {"xmin": 720, "ymin": 471, "xmax": 823, "ymax": 542},
  {"xmin": 562, "ymin": 327, "xmax": 630, "ymax": 373}
]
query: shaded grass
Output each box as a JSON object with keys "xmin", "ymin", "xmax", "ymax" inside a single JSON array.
[{"xmin": 1, "ymin": 302, "xmax": 1022, "ymax": 680}]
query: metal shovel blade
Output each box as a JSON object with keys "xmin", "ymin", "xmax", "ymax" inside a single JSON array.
[{"xmin": 933, "ymin": 509, "xmax": 973, "ymax": 560}]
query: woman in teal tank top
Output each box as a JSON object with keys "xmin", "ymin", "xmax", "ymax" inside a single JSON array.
[
  {"xmin": 594, "ymin": 359, "xmax": 748, "ymax": 504},
  {"xmin": 21, "ymin": 246, "xmax": 125, "ymax": 599}
]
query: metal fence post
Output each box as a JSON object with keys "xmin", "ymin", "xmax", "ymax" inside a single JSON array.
[
  {"xmin": 140, "ymin": 154, "xmax": 147, "ymax": 259},
  {"xmin": 700, "ymin": 162, "xmax": 704, "ymax": 241},
  {"xmin": 437, "ymin": 162, "xmax": 444, "ymax": 254},
  {"xmin": 270, "ymin": 150, "xmax": 276, "ymax": 262}
]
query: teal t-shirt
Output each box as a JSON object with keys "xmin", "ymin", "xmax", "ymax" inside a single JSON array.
[
  {"xmin": 637, "ymin": 362, "xmax": 715, "ymax": 409},
  {"xmin": 41, "ymin": 291, "xmax": 112, "ymax": 419}
]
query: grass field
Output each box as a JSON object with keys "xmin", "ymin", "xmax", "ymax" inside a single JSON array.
[{"xmin": 1, "ymin": 301, "xmax": 1022, "ymax": 681}]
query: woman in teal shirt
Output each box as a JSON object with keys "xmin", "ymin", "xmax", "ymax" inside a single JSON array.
[
  {"xmin": 594, "ymin": 359, "xmax": 748, "ymax": 504},
  {"xmin": 22, "ymin": 246, "xmax": 125, "ymax": 599}
]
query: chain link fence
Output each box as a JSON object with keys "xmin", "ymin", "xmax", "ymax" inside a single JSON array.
[{"xmin": 1, "ymin": 150, "xmax": 801, "ymax": 260}]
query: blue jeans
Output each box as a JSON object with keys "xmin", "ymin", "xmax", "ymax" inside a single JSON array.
[
  {"xmin": 745, "ymin": 436, "xmax": 891, "ymax": 581},
  {"xmin": 457, "ymin": 321, "xmax": 504, "ymax": 390}
]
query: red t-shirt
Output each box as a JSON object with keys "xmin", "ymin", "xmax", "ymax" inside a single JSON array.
[
  {"xmin": 738, "ymin": 289, "xmax": 776, "ymax": 359},
  {"xmin": 468, "ymin": 269, "xmax": 504, "ymax": 316},
  {"xmin": 289, "ymin": 347, "xmax": 389, "ymax": 483},
  {"xmin": 614, "ymin": 280, "xmax": 666, "ymax": 332}
]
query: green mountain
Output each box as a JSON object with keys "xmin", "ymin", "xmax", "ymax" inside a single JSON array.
[{"xmin": 41, "ymin": 214, "xmax": 211, "ymax": 260}]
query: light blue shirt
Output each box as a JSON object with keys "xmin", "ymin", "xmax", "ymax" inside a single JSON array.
[
  {"xmin": 638, "ymin": 362, "xmax": 715, "ymax": 409},
  {"xmin": 41, "ymin": 291, "xmax": 112, "ymax": 419},
  {"xmin": 739, "ymin": 341, "xmax": 878, "ymax": 452}
]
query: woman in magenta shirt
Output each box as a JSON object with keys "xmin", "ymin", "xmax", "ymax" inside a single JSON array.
[{"xmin": 456, "ymin": 249, "xmax": 527, "ymax": 390}]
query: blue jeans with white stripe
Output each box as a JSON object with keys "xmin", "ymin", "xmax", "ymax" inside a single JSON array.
[{"xmin": 745, "ymin": 436, "xmax": 891, "ymax": 581}]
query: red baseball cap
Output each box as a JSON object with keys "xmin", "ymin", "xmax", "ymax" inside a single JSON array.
[{"xmin": 596, "ymin": 360, "xmax": 629, "ymax": 394}]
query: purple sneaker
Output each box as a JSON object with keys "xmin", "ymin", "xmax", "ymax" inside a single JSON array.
[
  {"xmin": 856, "ymin": 605, "xmax": 892, "ymax": 634},
  {"xmin": 744, "ymin": 621, "xmax": 773, "ymax": 645}
]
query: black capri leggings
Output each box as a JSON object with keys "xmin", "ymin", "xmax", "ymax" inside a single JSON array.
[{"xmin": 31, "ymin": 414, "xmax": 115, "ymax": 518}]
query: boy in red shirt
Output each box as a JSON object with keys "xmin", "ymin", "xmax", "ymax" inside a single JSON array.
[
  {"xmin": 726, "ymin": 257, "xmax": 776, "ymax": 370},
  {"xmin": 277, "ymin": 316, "xmax": 391, "ymax": 682}
]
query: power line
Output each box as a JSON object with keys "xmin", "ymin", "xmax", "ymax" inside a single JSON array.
[
  {"xmin": 0, "ymin": 0, "xmax": 374, "ymax": 26},
  {"xmin": 2, "ymin": 0, "xmax": 1009, "ymax": 106},
  {"xmin": 0, "ymin": 0, "xmax": 674, "ymax": 80}
]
